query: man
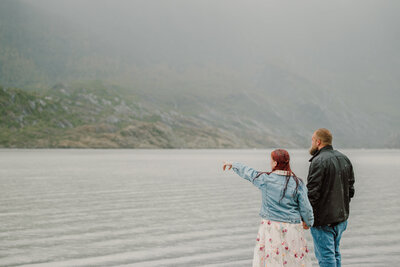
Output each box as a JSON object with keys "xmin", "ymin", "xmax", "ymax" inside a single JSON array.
[{"xmin": 306, "ymin": 128, "xmax": 355, "ymax": 267}]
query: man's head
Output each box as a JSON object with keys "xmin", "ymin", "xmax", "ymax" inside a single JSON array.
[{"xmin": 309, "ymin": 128, "xmax": 332, "ymax": 155}]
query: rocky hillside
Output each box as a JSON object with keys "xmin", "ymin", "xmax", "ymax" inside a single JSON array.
[
  {"xmin": 2, "ymin": 80, "xmax": 399, "ymax": 149},
  {"xmin": 0, "ymin": 82, "xmax": 291, "ymax": 148}
]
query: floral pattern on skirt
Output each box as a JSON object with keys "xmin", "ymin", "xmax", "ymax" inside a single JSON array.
[{"xmin": 253, "ymin": 219, "xmax": 312, "ymax": 267}]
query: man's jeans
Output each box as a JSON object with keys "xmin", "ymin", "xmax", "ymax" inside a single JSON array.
[{"xmin": 310, "ymin": 221, "xmax": 348, "ymax": 267}]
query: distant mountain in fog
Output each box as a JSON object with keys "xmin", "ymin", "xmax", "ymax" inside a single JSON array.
[{"xmin": 0, "ymin": 0, "xmax": 399, "ymax": 148}]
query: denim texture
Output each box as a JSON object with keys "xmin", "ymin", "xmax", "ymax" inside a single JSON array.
[
  {"xmin": 232, "ymin": 162, "xmax": 314, "ymax": 227},
  {"xmin": 310, "ymin": 220, "xmax": 348, "ymax": 267}
]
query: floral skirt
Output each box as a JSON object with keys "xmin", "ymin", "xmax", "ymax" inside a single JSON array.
[{"xmin": 253, "ymin": 219, "xmax": 312, "ymax": 267}]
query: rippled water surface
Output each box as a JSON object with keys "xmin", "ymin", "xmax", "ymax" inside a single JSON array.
[{"xmin": 1, "ymin": 149, "xmax": 399, "ymax": 266}]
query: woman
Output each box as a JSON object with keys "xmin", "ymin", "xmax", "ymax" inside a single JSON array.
[{"xmin": 223, "ymin": 149, "xmax": 314, "ymax": 267}]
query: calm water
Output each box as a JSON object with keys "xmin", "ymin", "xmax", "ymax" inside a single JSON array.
[{"xmin": 0, "ymin": 149, "xmax": 399, "ymax": 267}]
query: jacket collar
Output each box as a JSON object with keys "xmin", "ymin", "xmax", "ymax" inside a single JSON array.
[
  {"xmin": 272, "ymin": 170, "xmax": 290, "ymax": 176},
  {"xmin": 309, "ymin": 145, "xmax": 333, "ymax": 162}
]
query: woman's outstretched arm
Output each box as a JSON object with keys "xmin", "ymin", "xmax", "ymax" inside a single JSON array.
[{"xmin": 223, "ymin": 161, "xmax": 265, "ymax": 189}]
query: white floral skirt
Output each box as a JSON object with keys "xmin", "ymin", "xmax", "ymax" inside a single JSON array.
[{"xmin": 253, "ymin": 219, "xmax": 312, "ymax": 267}]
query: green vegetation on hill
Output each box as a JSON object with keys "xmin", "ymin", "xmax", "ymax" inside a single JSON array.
[{"xmin": 1, "ymin": 82, "xmax": 279, "ymax": 148}]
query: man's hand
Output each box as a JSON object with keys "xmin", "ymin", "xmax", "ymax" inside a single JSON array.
[
  {"xmin": 302, "ymin": 221, "xmax": 310, "ymax": 230},
  {"xmin": 223, "ymin": 161, "xmax": 233, "ymax": 171}
]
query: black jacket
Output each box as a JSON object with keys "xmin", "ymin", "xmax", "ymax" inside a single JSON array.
[{"xmin": 307, "ymin": 145, "xmax": 355, "ymax": 226}]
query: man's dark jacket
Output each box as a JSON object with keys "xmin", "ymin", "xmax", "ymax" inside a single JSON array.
[{"xmin": 307, "ymin": 145, "xmax": 355, "ymax": 226}]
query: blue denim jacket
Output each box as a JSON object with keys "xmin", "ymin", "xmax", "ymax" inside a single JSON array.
[{"xmin": 233, "ymin": 162, "xmax": 314, "ymax": 226}]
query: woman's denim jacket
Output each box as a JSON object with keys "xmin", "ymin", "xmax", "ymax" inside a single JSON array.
[{"xmin": 233, "ymin": 162, "xmax": 314, "ymax": 227}]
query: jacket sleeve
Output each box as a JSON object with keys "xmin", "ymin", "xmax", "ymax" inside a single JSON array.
[
  {"xmin": 306, "ymin": 159, "xmax": 324, "ymax": 209},
  {"xmin": 232, "ymin": 162, "xmax": 265, "ymax": 189},
  {"xmin": 298, "ymin": 182, "xmax": 314, "ymax": 227},
  {"xmin": 348, "ymin": 162, "xmax": 355, "ymax": 200}
]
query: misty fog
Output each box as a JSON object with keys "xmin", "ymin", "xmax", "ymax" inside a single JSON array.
[
  {"xmin": 21, "ymin": 0, "xmax": 400, "ymax": 108},
  {"xmin": 1, "ymin": 0, "xmax": 399, "ymax": 148},
  {"xmin": 24, "ymin": 1, "xmax": 398, "ymax": 73}
]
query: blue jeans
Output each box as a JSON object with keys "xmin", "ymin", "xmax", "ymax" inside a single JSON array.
[{"xmin": 310, "ymin": 220, "xmax": 348, "ymax": 267}]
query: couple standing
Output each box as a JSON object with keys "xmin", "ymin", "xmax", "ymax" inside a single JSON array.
[{"xmin": 223, "ymin": 128, "xmax": 355, "ymax": 267}]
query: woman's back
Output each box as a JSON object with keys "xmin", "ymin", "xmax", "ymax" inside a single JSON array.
[{"xmin": 232, "ymin": 163, "xmax": 314, "ymax": 226}]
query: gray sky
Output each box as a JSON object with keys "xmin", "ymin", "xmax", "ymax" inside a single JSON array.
[{"xmin": 23, "ymin": 0, "xmax": 400, "ymax": 97}]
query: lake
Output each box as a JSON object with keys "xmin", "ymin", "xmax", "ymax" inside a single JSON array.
[{"xmin": 0, "ymin": 149, "xmax": 399, "ymax": 266}]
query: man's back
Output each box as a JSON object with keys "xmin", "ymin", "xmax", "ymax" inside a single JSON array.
[{"xmin": 307, "ymin": 145, "xmax": 355, "ymax": 226}]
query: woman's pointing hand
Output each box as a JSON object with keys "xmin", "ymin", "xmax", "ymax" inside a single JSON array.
[{"xmin": 223, "ymin": 161, "xmax": 232, "ymax": 171}]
